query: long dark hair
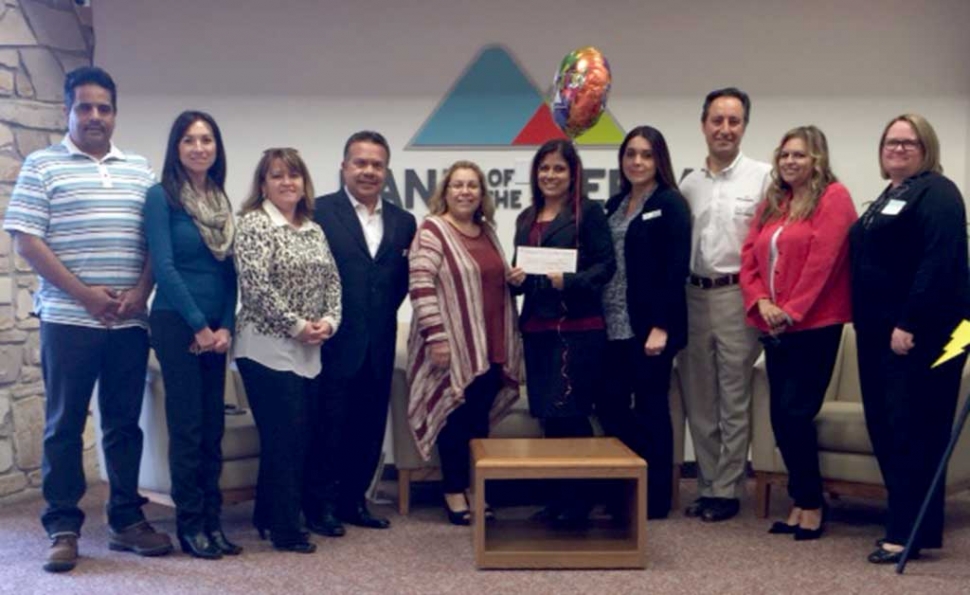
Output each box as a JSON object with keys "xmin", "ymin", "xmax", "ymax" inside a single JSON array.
[
  {"xmin": 529, "ymin": 139, "xmax": 582, "ymax": 215},
  {"xmin": 161, "ymin": 110, "xmax": 227, "ymax": 209},
  {"xmin": 617, "ymin": 126, "xmax": 678, "ymax": 198}
]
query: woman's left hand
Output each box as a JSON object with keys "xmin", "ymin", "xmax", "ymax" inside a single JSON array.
[
  {"xmin": 546, "ymin": 272, "xmax": 564, "ymax": 290},
  {"xmin": 891, "ymin": 327, "xmax": 915, "ymax": 355},
  {"xmin": 644, "ymin": 327, "xmax": 668, "ymax": 357}
]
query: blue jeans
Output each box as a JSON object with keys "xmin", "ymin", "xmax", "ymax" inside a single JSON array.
[{"xmin": 40, "ymin": 322, "xmax": 149, "ymax": 537}]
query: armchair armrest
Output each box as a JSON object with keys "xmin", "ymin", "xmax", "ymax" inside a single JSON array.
[{"xmin": 750, "ymin": 352, "xmax": 776, "ymax": 472}]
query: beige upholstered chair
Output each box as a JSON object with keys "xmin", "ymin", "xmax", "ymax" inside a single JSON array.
[
  {"xmin": 391, "ymin": 324, "xmax": 687, "ymax": 514},
  {"xmin": 93, "ymin": 352, "xmax": 260, "ymax": 506},
  {"xmin": 750, "ymin": 324, "xmax": 970, "ymax": 517}
]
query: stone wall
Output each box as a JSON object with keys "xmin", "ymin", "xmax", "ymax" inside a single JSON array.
[{"xmin": 0, "ymin": 0, "xmax": 94, "ymax": 504}]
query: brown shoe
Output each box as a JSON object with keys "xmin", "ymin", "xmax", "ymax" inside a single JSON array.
[
  {"xmin": 108, "ymin": 521, "xmax": 174, "ymax": 556},
  {"xmin": 44, "ymin": 534, "xmax": 78, "ymax": 573}
]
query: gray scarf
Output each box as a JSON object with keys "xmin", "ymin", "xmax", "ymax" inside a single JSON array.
[{"xmin": 179, "ymin": 182, "xmax": 235, "ymax": 261}]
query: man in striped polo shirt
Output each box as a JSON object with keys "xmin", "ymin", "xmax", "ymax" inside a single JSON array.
[{"xmin": 4, "ymin": 67, "xmax": 173, "ymax": 573}]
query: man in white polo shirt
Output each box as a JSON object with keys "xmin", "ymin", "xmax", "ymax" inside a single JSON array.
[
  {"xmin": 679, "ymin": 87, "xmax": 771, "ymax": 522},
  {"xmin": 4, "ymin": 67, "xmax": 173, "ymax": 572}
]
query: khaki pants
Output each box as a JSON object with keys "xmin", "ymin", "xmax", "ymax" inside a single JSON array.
[{"xmin": 678, "ymin": 284, "xmax": 761, "ymax": 499}]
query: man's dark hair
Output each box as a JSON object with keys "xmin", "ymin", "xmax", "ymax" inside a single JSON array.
[
  {"xmin": 64, "ymin": 66, "xmax": 117, "ymax": 111},
  {"xmin": 701, "ymin": 87, "xmax": 750, "ymax": 125},
  {"xmin": 343, "ymin": 130, "xmax": 390, "ymax": 164}
]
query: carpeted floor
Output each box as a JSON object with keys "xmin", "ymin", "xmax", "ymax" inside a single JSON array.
[{"xmin": 1, "ymin": 480, "xmax": 969, "ymax": 595}]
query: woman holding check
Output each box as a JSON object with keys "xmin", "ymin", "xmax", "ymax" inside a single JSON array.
[{"xmin": 508, "ymin": 139, "xmax": 615, "ymax": 524}]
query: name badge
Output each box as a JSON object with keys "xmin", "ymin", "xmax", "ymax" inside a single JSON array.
[
  {"xmin": 642, "ymin": 209, "xmax": 662, "ymax": 221},
  {"xmin": 881, "ymin": 199, "xmax": 905, "ymax": 216}
]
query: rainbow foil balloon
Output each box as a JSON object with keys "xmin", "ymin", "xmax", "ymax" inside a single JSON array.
[{"xmin": 551, "ymin": 46, "xmax": 612, "ymax": 138}]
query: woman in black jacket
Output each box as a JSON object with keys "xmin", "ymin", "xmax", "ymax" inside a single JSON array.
[
  {"xmin": 508, "ymin": 139, "xmax": 616, "ymax": 522},
  {"xmin": 597, "ymin": 126, "xmax": 691, "ymax": 519},
  {"xmin": 850, "ymin": 114, "xmax": 969, "ymax": 564}
]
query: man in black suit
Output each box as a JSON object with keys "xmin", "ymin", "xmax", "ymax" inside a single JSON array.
[{"xmin": 306, "ymin": 131, "xmax": 416, "ymax": 535}]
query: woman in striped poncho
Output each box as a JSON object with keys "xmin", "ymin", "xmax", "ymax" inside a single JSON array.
[{"xmin": 407, "ymin": 161, "xmax": 524, "ymax": 525}]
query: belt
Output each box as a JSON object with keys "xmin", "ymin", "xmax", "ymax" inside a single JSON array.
[{"xmin": 688, "ymin": 273, "xmax": 740, "ymax": 289}]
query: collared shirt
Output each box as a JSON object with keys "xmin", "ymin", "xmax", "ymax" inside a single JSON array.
[
  {"xmin": 232, "ymin": 200, "xmax": 342, "ymax": 379},
  {"xmin": 3, "ymin": 136, "xmax": 155, "ymax": 329},
  {"xmin": 345, "ymin": 186, "xmax": 383, "ymax": 257},
  {"xmin": 681, "ymin": 152, "xmax": 771, "ymax": 277}
]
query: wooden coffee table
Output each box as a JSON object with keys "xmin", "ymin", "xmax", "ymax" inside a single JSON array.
[{"xmin": 471, "ymin": 437, "xmax": 646, "ymax": 569}]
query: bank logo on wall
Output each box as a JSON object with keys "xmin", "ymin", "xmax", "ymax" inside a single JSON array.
[{"xmin": 408, "ymin": 45, "xmax": 625, "ymax": 149}]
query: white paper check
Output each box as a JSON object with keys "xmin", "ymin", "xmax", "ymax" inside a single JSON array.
[{"xmin": 516, "ymin": 247, "xmax": 578, "ymax": 274}]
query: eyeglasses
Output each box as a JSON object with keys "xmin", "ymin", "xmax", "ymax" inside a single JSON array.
[
  {"xmin": 448, "ymin": 182, "xmax": 481, "ymax": 192},
  {"xmin": 883, "ymin": 139, "xmax": 922, "ymax": 152}
]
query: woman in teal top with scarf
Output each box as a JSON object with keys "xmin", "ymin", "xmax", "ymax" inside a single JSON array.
[{"xmin": 144, "ymin": 110, "xmax": 239, "ymax": 560}]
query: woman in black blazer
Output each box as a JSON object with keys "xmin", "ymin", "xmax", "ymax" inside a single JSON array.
[
  {"xmin": 597, "ymin": 126, "xmax": 691, "ymax": 519},
  {"xmin": 507, "ymin": 139, "xmax": 616, "ymax": 523},
  {"xmin": 850, "ymin": 114, "xmax": 969, "ymax": 564}
]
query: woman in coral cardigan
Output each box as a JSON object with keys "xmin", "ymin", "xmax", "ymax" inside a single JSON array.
[{"xmin": 740, "ymin": 125, "xmax": 857, "ymax": 541}]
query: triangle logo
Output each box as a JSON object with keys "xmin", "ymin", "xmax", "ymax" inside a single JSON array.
[
  {"xmin": 513, "ymin": 104, "xmax": 568, "ymax": 145},
  {"xmin": 407, "ymin": 44, "xmax": 624, "ymax": 149}
]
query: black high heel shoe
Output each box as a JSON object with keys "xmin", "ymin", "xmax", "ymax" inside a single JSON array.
[
  {"xmin": 256, "ymin": 525, "xmax": 309, "ymax": 542},
  {"xmin": 207, "ymin": 529, "xmax": 242, "ymax": 556},
  {"xmin": 179, "ymin": 532, "xmax": 222, "ymax": 559},
  {"xmin": 443, "ymin": 496, "xmax": 471, "ymax": 526},
  {"xmin": 793, "ymin": 504, "xmax": 826, "ymax": 541},
  {"xmin": 768, "ymin": 521, "xmax": 799, "ymax": 534}
]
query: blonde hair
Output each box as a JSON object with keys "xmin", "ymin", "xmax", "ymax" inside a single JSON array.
[
  {"xmin": 761, "ymin": 126, "xmax": 837, "ymax": 224},
  {"xmin": 427, "ymin": 160, "xmax": 495, "ymax": 225},
  {"xmin": 878, "ymin": 113, "xmax": 942, "ymax": 179},
  {"xmin": 239, "ymin": 148, "xmax": 316, "ymax": 222}
]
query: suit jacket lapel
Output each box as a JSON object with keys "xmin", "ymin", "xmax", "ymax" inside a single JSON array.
[
  {"xmin": 374, "ymin": 205, "xmax": 396, "ymax": 262},
  {"xmin": 542, "ymin": 207, "xmax": 574, "ymax": 245},
  {"xmin": 333, "ymin": 190, "xmax": 372, "ymax": 258}
]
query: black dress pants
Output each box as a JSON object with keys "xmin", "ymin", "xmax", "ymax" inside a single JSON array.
[
  {"xmin": 857, "ymin": 325, "xmax": 964, "ymax": 549},
  {"xmin": 436, "ymin": 365, "xmax": 502, "ymax": 494},
  {"xmin": 306, "ymin": 349, "xmax": 392, "ymax": 518},
  {"xmin": 597, "ymin": 338, "xmax": 674, "ymax": 518},
  {"xmin": 763, "ymin": 324, "xmax": 843, "ymax": 510},
  {"xmin": 236, "ymin": 357, "xmax": 315, "ymax": 546},
  {"xmin": 150, "ymin": 310, "xmax": 226, "ymax": 535}
]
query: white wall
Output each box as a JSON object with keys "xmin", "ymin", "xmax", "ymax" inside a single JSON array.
[
  {"xmin": 94, "ymin": 0, "xmax": 970, "ymax": 219},
  {"xmin": 92, "ymin": 0, "xmax": 970, "ymax": 466}
]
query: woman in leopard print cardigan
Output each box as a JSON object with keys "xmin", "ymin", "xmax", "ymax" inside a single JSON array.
[{"xmin": 232, "ymin": 148, "xmax": 341, "ymax": 553}]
